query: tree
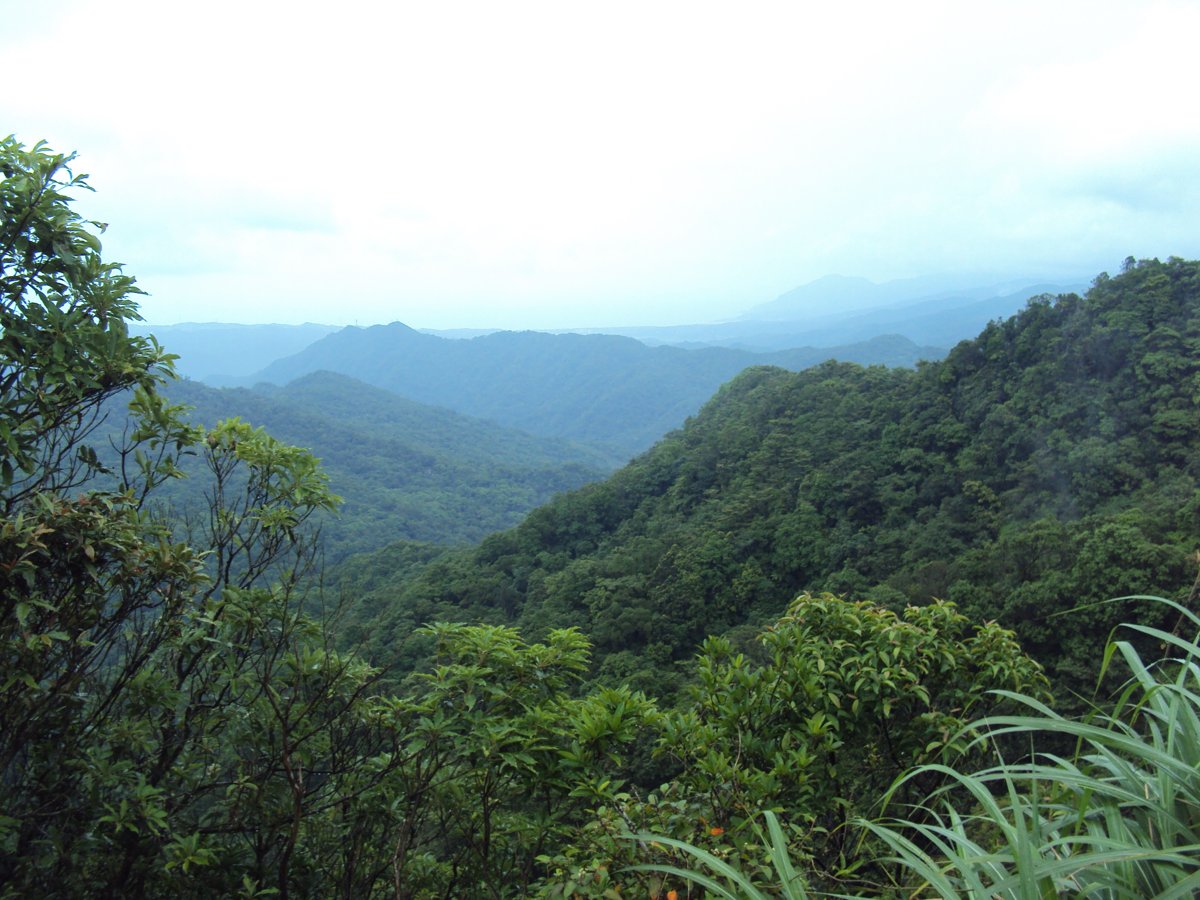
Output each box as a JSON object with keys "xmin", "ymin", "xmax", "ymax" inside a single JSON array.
[
  {"xmin": 658, "ymin": 593, "xmax": 1047, "ymax": 887},
  {"xmin": 0, "ymin": 137, "xmax": 658, "ymax": 899},
  {"xmin": 0, "ymin": 137, "xmax": 386, "ymax": 897},
  {"xmin": 364, "ymin": 622, "xmax": 658, "ymax": 898},
  {"xmin": 0, "ymin": 136, "xmax": 172, "ymax": 504}
]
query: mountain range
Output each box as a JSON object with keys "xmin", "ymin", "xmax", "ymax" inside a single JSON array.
[
  {"xmin": 247, "ymin": 326, "xmax": 943, "ymax": 458},
  {"xmin": 565, "ymin": 275, "xmax": 1088, "ymax": 350},
  {"xmin": 129, "ymin": 322, "xmax": 341, "ymax": 384}
]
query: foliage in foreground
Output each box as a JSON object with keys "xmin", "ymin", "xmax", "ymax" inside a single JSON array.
[
  {"xmin": 0, "ymin": 135, "xmax": 660, "ymax": 897},
  {"xmin": 659, "ymin": 594, "xmax": 1046, "ymax": 879},
  {"xmin": 636, "ymin": 596, "xmax": 1200, "ymax": 898},
  {"xmin": 0, "ymin": 135, "xmax": 360, "ymax": 896},
  {"xmin": 626, "ymin": 810, "xmax": 810, "ymax": 900},
  {"xmin": 865, "ymin": 595, "xmax": 1200, "ymax": 897},
  {"xmin": 531, "ymin": 593, "xmax": 1045, "ymax": 897}
]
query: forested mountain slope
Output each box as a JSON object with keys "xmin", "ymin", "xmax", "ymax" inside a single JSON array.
[
  {"xmin": 343, "ymin": 258, "xmax": 1200, "ymax": 700},
  {"xmin": 250, "ymin": 324, "xmax": 943, "ymax": 458},
  {"xmin": 157, "ymin": 373, "xmax": 611, "ymax": 558}
]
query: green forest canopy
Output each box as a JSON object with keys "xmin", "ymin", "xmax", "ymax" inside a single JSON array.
[
  {"xmin": 143, "ymin": 373, "xmax": 613, "ymax": 558},
  {"xmin": 341, "ymin": 256, "xmax": 1200, "ymax": 708}
]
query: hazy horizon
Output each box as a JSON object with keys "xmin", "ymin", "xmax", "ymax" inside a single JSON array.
[
  {"xmin": 130, "ymin": 268, "xmax": 1092, "ymax": 331},
  {"xmin": 4, "ymin": 1, "xmax": 1197, "ymax": 330}
]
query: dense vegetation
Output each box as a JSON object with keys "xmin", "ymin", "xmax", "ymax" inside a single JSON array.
[
  {"xmin": 151, "ymin": 373, "xmax": 612, "ymax": 558},
  {"xmin": 344, "ymin": 256, "xmax": 1200, "ymax": 707},
  {"xmin": 4, "ymin": 136, "xmax": 1198, "ymax": 897},
  {"xmin": 251, "ymin": 321, "xmax": 944, "ymax": 458}
]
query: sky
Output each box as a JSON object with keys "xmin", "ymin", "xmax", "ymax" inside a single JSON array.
[{"xmin": 3, "ymin": 0, "xmax": 1199, "ymax": 330}]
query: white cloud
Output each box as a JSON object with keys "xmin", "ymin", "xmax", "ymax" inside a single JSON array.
[{"xmin": 4, "ymin": 0, "xmax": 1199, "ymax": 327}]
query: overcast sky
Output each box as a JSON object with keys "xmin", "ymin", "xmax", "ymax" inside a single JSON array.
[{"xmin": 4, "ymin": 0, "xmax": 1199, "ymax": 329}]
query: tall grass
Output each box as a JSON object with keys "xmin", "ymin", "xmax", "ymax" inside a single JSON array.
[
  {"xmin": 864, "ymin": 595, "xmax": 1200, "ymax": 897},
  {"xmin": 625, "ymin": 810, "xmax": 809, "ymax": 899},
  {"xmin": 624, "ymin": 596, "xmax": 1200, "ymax": 897}
]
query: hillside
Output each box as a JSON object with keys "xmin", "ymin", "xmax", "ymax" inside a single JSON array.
[
  {"xmin": 247, "ymin": 325, "xmax": 942, "ymax": 458},
  {"xmin": 156, "ymin": 373, "xmax": 611, "ymax": 558},
  {"xmin": 340, "ymin": 258, "xmax": 1200, "ymax": 700}
]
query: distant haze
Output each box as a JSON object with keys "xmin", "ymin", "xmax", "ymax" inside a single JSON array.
[{"xmin": 3, "ymin": 1, "xmax": 1197, "ymax": 329}]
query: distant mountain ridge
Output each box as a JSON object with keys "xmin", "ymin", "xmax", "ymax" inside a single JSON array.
[
  {"xmin": 577, "ymin": 275, "xmax": 1089, "ymax": 350},
  {"xmin": 760, "ymin": 281, "xmax": 1085, "ymax": 348},
  {"xmin": 130, "ymin": 322, "xmax": 341, "ymax": 384},
  {"xmin": 742, "ymin": 273, "xmax": 1044, "ymax": 320},
  {"xmin": 246, "ymin": 327, "xmax": 944, "ymax": 458},
  {"xmin": 137, "ymin": 277, "xmax": 1082, "ymax": 385}
]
